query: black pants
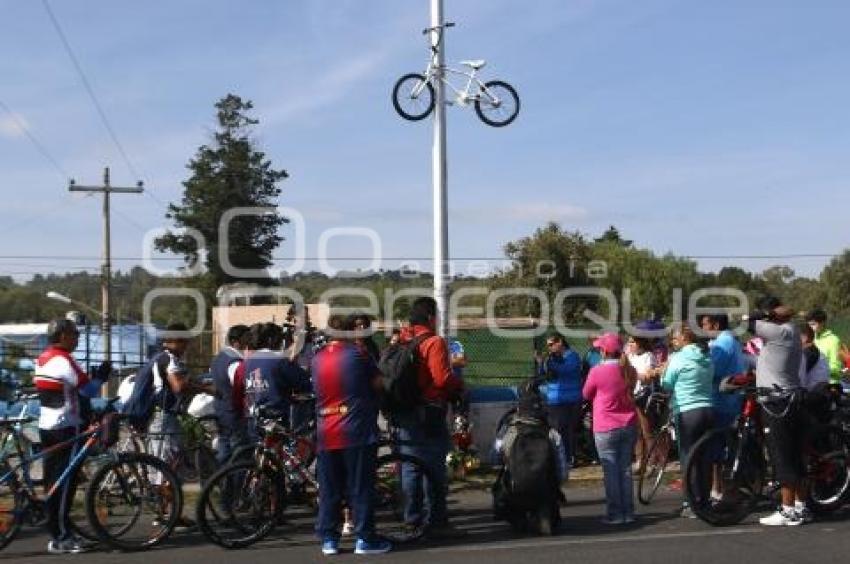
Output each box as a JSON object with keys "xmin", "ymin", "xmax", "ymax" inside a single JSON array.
[
  {"xmin": 676, "ymin": 407, "xmax": 714, "ymax": 504},
  {"xmin": 40, "ymin": 427, "xmax": 78, "ymax": 541},
  {"xmin": 763, "ymin": 401, "xmax": 805, "ymax": 484},
  {"xmin": 547, "ymin": 402, "xmax": 582, "ymax": 467}
]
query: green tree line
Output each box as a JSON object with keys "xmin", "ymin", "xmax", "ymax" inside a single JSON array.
[{"xmin": 2, "ymin": 224, "xmax": 849, "ymax": 328}]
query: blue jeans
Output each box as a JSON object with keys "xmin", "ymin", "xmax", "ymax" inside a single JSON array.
[
  {"xmin": 396, "ymin": 409, "xmax": 450, "ymax": 526},
  {"xmin": 594, "ymin": 424, "xmax": 637, "ymax": 521},
  {"xmin": 316, "ymin": 444, "xmax": 378, "ymax": 541},
  {"xmin": 215, "ymin": 421, "xmax": 253, "ymax": 465}
]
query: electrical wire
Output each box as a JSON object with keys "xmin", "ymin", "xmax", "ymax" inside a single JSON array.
[
  {"xmin": 0, "ymin": 254, "xmax": 841, "ymax": 261},
  {"xmin": 41, "ymin": 0, "xmax": 140, "ymax": 181},
  {"xmin": 0, "ymin": 99, "xmax": 69, "ymax": 179}
]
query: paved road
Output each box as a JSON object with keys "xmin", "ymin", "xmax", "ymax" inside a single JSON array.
[{"xmin": 3, "ymin": 483, "xmax": 850, "ymax": 563}]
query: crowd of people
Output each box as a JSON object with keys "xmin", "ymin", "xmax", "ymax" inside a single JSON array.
[
  {"xmin": 30, "ymin": 297, "xmax": 467, "ymax": 555},
  {"xmin": 532, "ymin": 301, "xmax": 850, "ymax": 528},
  {"xmin": 28, "ymin": 296, "xmax": 850, "ymax": 554}
]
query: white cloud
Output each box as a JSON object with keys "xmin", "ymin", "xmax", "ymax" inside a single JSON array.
[
  {"xmin": 264, "ymin": 49, "xmax": 391, "ymax": 127},
  {"xmin": 0, "ymin": 113, "xmax": 27, "ymax": 138}
]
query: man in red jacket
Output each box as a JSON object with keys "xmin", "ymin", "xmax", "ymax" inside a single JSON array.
[{"xmin": 397, "ymin": 297, "xmax": 465, "ymax": 538}]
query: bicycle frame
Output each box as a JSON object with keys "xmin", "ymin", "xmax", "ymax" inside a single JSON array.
[
  {"xmin": 418, "ymin": 61, "xmax": 497, "ymax": 106},
  {"xmin": 415, "ymin": 25, "xmax": 498, "ymax": 106},
  {"xmin": 0, "ymin": 423, "xmax": 102, "ymax": 499}
]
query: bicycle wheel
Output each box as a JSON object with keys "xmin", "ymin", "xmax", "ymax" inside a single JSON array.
[
  {"xmin": 685, "ymin": 429, "xmax": 764, "ymax": 526},
  {"xmin": 86, "ymin": 453, "xmax": 182, "ymax": 551},
  {"xmin": 373, "ymin": 453, "xmax": 433, "ymax": 544},
  {"xmin": 67, "ymin": 453, "xmax": 113, "ymax": 542},
  {"xmin": 474, "ymin": 80, "xmax": 520, "ymax": 127},
  {"xmin": 637, "ymin": 429, "xmax": 671, "ymax": 505},
  {"xmin": 393, "ymin": 73, "xmax": 435, "ymax": 121},
  {"xmin": 0, "ymin": 466, "xmax": 24, "ymax": 550},
  {"xmin": 808, "ymin": 426, "xmax": 850, "ymax": 514},
  {"xmin": 195, "ymin": 460, "xmax": 284, "ymax": 549}
]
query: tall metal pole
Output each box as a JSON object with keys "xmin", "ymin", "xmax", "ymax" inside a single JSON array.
[
  {"xmin": 102, "ymin": 167, "xmax": 112, "ymax": 373},
  {"xmin": 431, "ymin": 0, "xmax": 450, "ymax": 337}
]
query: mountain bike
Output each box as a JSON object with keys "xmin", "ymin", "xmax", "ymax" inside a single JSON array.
[
  {"xmin": 393, "ymin": 22, "xmax": 520, "ymax": 127},
  {"xmin": 0, "ymin": 396, "xmax": 125, "ymax": 543},
  {"xmin": 196, "ymin": 408, "xmax": 434, "ymax": 548},
  {"xmin": 685, "ymin": 383, "xmax": 850, "ymax": 526},
  {"xmin": 0, "ymin": 410, "xmax": 182, "ymax": 552}
]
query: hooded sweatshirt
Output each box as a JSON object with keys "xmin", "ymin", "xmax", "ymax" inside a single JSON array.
[{"xmin": 661, "ymin": 343, "xmax": 714, "ymax": 415}]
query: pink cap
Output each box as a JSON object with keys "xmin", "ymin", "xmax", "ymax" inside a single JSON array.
[{"xmin": 593, "ymin": 332, "xmax": 623, "ymax": 355}]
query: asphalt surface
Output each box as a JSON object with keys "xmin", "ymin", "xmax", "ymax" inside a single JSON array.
[{"xmin": 3, "ymin": 480, "xmax": 850, "ymax": 564}]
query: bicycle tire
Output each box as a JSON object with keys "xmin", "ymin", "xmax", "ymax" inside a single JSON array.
[
  {"xmin": 392, "ymin": 73, "xmax": 435, "ymax": 121},
  {"xmin": 807, "ymin": 425, "xmax": 850, "ymax": 513},
  {"xmin": 0, "ymin": 465, "xmax": 24, "ymax": 550},
  {"xmin": 373, "ymin": 453, "xmax": 433, "ymax": 544},
  {"xmin": 637, "ymin": 429, "xmax": 671, "ymax": 505},
  {"xmin": 67, "ymin": 456, "xmax": 104, "ymax": 542},
  {"xmin": 195, "ymin": 460, "xmax": 285, "ymax": 549},
  {"xmin": 85, "ymin": 452, "xmax": 183, "ymax": 551},
  {"xmin": 474, "ymin": 80, "xmax": 520, "ymax": 127},
  {"xmin": 685, "ymin": 428, "xmax": 763, "ymax": 526}
]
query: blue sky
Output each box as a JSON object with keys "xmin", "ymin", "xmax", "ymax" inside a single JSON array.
[{"xmin": 1, "ymin": 0, "xmax": 849, "ymax": 280}]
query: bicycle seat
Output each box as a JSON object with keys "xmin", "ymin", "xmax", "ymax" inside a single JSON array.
[{"xmin": 460, "ymin": 59, "xmax": 486, "ymax": 70}]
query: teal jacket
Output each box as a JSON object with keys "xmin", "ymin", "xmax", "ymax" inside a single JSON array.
[{"xmin": 662, "ymin": 344, "xmax": 714, "ymax": 415}]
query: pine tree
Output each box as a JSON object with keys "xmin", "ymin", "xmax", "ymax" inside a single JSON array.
[{"xmin": 155, "ymin": 94, "xmax": 288, "ymax": 289}]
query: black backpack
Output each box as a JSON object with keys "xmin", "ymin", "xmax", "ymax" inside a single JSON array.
[
  {"xmin": 378, "ymin": 333, "xmax": 430, "ymax": 414},
  {"xmin": 503, "ymin": 418, "xmax": 557, "ymax": 508}
]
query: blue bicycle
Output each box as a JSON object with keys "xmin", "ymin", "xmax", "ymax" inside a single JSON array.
[{"xmin": 0, "ymin": 409, "xmax": 182, "ymax": 552}]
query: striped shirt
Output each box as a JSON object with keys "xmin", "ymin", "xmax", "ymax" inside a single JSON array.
[{"xmin": 34, "ymin": 346, "xmax": 89, "ymax": 430}]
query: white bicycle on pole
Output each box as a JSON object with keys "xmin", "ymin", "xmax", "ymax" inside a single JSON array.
[{"xmin": 393, "ymin": 22, "xmax": 520, "ymax": 127}]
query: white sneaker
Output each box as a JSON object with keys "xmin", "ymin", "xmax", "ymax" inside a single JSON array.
[
  {"xmin": 47, "ymin": 539, "xmax": 87, "ymax": 555},
  {"xmin": 341, "ymin": 521, "xmax": 354, "ymax": 537},
  {"xmin": 759, "ymin": 509, "xmax": 802, "ymax": 527}
]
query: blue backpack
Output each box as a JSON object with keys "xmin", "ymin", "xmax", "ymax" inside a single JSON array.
[{"xmin": 122, "ymin": 352, "xmax": 169, "ymax": 430}]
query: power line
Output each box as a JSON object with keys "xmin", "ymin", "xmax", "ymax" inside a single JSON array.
[
  {"xmin": 0, "ymin": 99, "xmax": 69, "ymax": 179},
  {"xmin": 0, "ymin": 253, "xmax": 841, "ymax": 261},
  {"xmin": 41, "ymin": 0, "xmax": 140, "ymax": 181}
]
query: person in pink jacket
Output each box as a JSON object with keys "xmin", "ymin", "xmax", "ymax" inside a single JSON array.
[{"xmin": 582, "ymin": 333, "xmax": 638, "ymax": 525}]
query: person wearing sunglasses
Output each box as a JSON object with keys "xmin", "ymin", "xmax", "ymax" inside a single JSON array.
[{"xmin": 535, "ymin": 334, "xmax": 582, "ymax": 475}]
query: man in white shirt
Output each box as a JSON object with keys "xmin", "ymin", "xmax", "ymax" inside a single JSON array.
[{"xmin": 34, "ymin": 319, "xmax": 111, "ymax": 554}]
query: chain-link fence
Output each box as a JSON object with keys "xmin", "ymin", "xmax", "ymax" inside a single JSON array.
[{"xmin": 3, "ymin": 319, "xmax": 850, "ymax": 393}]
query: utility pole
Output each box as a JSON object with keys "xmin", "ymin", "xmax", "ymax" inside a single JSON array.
[
  {"xmin": 69, "ymin": 167, "xmax": 143, "ymax": 382},
  {"xmin": 431, "ymin": 0, "xmax": 450, "ymax": 337}
]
